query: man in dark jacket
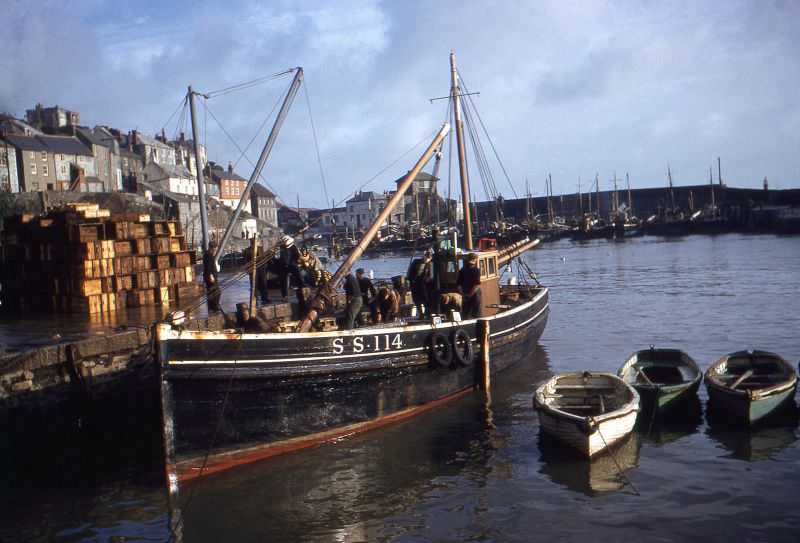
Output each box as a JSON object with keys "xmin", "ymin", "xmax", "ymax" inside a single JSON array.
[
  {"xmin": 343, "ymin": 271, "xmax": 362, "ymax": 329},
  {"xmin": 202, "ymin": 241, "xmax": 222, "ymax": 312},
  {"xmin": 407, "ymin": 249, "xmax": 433, "ymax": 317},
  {"xmin": 278, "ymin": 235, "xmax": 303, "ymax": 302},
  {"xmin": 356, "ymin": 268, "xmax": 377, "ymax": 308},
  {"xmin": 458, "ymin": 252, "xmax": 482, "ymax": 318},
  {"xmin": 371, "ymin": 285, "xmax": 399, "ymax": 324}
]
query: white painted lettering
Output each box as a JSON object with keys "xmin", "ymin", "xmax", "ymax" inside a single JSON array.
[
  {"xmin": 332, "ymin": 337, "xmax": 344, "ymax": 355},
  {"xmin": 353, "ymin": 336, "xmax": 364, "ymax": 353}
]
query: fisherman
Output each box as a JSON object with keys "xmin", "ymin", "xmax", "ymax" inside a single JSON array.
[
  {"xmin": 202, "ymin": 240, "xmax": 222, "ymax": 313},
  {"xmin": 343, "ymin": 271, "xmax": 362, "ymax": 329},
  {"xmin": 439, "ymin": 291, "xmax": 463, "ymax": 319},
  {"xmin": 298, "ymin": 244, "xmax": 325, "ymax": 286},
  {"xmin": 277, "ymin": 235, "xmax": 303, "ymax": 302},
  {"xmin": 355, "ymin": 268, "xmax": 377, "ymax": 308},
  {"xmin": 458, "ymin": 252, "xmax": 482, "ymax": 318},
  {"xmin": 371, "ymin": 285, "xmax": 399, "ymax": 324},
  {"xmin": 407, "ymin": 249, "xmax": 433, "ymax": 317}
]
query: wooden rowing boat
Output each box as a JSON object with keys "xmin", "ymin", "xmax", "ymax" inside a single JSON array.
[
  {"xmin": 704, "ymin": 350, "xmax": 798, "ymax": 424},
  {"xmin": 617, "ymin": 347, "xmax": 701, "ymax": 412},
  {"xmin": 533, "ymin": 372, "xmax": 640, "ymax": 457}
]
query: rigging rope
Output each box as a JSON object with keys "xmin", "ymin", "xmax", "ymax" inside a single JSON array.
[
  {"xmin": 204, "ymin": 69, "xmax": 295, "ymax": 99},
  {"xmin": 302, "ymin": 80, "xmax": 331, "ymax": 210}
]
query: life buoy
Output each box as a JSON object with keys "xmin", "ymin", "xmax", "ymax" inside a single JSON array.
[
  {"xmin": 451, "ymin": 328, "xmax": 473, "ymax": 366},
  {"xmin": 428, "ymin": 332, "xmax": 452, "ymax": 367}
]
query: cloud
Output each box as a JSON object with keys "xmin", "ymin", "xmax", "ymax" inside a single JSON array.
[{"xmin": 1, "ymin": 0, "xmax": 798, "ymax": 204}]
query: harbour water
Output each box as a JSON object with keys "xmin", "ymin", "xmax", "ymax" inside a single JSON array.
[{"xmin": 1, "ymin": 233, "xmax": 799, "ymax": 542}]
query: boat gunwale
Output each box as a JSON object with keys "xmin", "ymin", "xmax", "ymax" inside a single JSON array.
[
  {"xmin": 617, "ymin": 348, "xmax": 702, "ymax": 393},
  {"xmin": 704, "ymin": 350, "xmax": 798, "ymax": 400},
  {"xmin": 159, "ymin": 287, "xmax": 547, "ymax": 342}
]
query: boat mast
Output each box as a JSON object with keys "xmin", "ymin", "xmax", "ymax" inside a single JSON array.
[
  {"xmin": 216, "ymin": 67, "xmax": 304, "ymax": 262},
  {"xmin": 612, "ymin": 171, "xmax": 618, "ymax": 212},
  {"xmin": 451, "ymin": 52, "xmax": 473, "ymax": 250},
  {"xmin": 595, "ymin": 173, "xmax": 600, "ymax": 215},
  {"xmin": 188, "ymin": 86, "xmax": 210, "ymax": 250},
  {"xmin": 626, "ymin": 172, "xmax": 632, "ymax": 216},
  {"xmin": 709, "ymin": 166, "xmax": 716, "ymax": 210},
  {"xmin": 299, "ymin": 123, "xmax": 450, "ymax": 331},
  {"xmin": 667, "ymin": 165, "xmax": 676, "ymax": 211},
  {"xmin": 577, "ymin": 177, "xmax": 583, "ymax": 216}
]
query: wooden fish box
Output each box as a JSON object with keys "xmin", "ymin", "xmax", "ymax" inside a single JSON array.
[
  {"xmin": 134, "ymin": 238, "xmax": 150, "ymax": 254},
  {"xmin": 170, "ymin": 237, "xmax": 183, "ymax": 252},
  {"xmin": 107, "ymin": 221, "xmax": 132, "ymax": 240},
  {"xmin": 69, "ymin": 224, "xmax": 102, "ymax": 242},
  {"xmin": 175, "ymin": 282, "xmax": 203, "ymax": 301},
  {"xmin": 71, "ymin": 295, "xmax": 103, "ymax": 314},
  {"xmin": 136, "ymin": 270, "xmax": 158, "ymax": 289},
  {"xmin": 156, "ymin": 254, "xmax": 171, "ymax": 269},
  {"xmin": 114, "ymin": 256, "xmax": 134, "ymax": 275},
  {"xmin": 156, "ymin": 286, "xmax": 170, "ymax": 304},
  {"xmin": 114, "ymin": 240, "xmax": 133, "ymax": 256},
  {"xmin": 170, "ymin": 251, "xmax": 193, "ymax": 268},
  {"xmin": 153, "ymin": 237, "xmax": 172, "ymax": 254},
  {"xmin": 131, "ymin": 223, "xmax": 149, "ymax": 239},
  {"xmin": 114, "ymin": 274, "xmax": 134, "ymax": 291},
  {"xmin": 127, "ymin": 289, "xmax": 155, "ymax": 307},
  {"xmin": 134, "ymin": 255, "xmax": 153, "ymax": 271}
]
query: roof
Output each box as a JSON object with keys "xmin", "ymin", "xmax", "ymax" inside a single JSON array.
[
  {"xmin": 346, "ymin": 190, "xmax": 378, "ymax": 203},
  {"xmin": 4, "ymin": 134, "xmax": 48, "ymax": 151},
  {"xmin": 3, "ymin": 134, "xmax": 92, "ymax": 155},
  {"xmin": 134, "ymin": 132, "xmax": 171, "ymax": 150},
  {"xmin": 393, "ymin": 171, "xmax": 437, "ymax": 184},
  {"xmin": 143, "ymin": 161, "xmax": 193, "ymax": 180},
  {"xmin": 210, "ymin": 166, "xmax": 248, "ymax": 183},
  {"xmin": 250, "ymin": 182, "xmax": 276, "ymax": 198}
]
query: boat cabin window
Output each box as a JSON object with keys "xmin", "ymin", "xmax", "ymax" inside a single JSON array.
[
  {"xmin": 488, "ymin": 257, "xmax": 496, "ymax": 276},
  {"xmin": 479, "ymin": 258, "xmax": 487, "ymax": 278}
]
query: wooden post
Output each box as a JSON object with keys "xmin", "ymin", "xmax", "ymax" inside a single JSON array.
[{"xmin": 249, "ymin": 233, "xmax": 258, "ymax": 319}]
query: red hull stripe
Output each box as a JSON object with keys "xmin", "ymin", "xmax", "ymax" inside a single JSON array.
[{"xmin": 175, "ymin": 387, "xmax": 474, "ymax": 482}]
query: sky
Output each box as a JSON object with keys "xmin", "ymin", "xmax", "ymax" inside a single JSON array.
[{"xmin": 1, "ymin": 0, "xmax": 799, "ymax": 208}]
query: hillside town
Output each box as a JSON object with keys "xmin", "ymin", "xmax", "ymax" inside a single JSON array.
[{"xmin": 0, "ymin": 104, "xmax": 465, "ymax": 251}]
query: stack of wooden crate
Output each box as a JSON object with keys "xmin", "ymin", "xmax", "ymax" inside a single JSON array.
[{"xmin": 0, "ymin": 203, "xmax": 200, "ymax": 314}]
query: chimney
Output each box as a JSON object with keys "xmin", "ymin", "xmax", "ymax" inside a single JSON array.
[
  {"xmin": 132, "ymin": 129, "xmax": 139, "ymax": 145},
  {"xmin": 228, "ymin": 162, "xmax": 234, "ymax": 173},
  {"xmin": 161, "ymin": 128, "xmax": 166, "ymax": 142},
  {"xmin": 180, "ymin": 132, "xmax": 186, "ymax": 141}
]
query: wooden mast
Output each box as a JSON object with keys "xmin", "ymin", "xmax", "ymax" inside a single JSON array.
[
  {"xmin": 298, "ymin": 122, "xmax": 450, "ymax": 331},
  {"xmin": 451, "ymin": 52, "xmax": 473, "ymax": 250}
]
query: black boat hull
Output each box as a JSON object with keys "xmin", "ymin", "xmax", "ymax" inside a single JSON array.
[{"xmin": 159, "ymin": 288, "xmax": 549, "ymax": 484}]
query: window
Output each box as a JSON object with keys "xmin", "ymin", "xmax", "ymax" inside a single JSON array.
[
  {"xmin": 488, "ymin": 257, "xmax": 496, "ymax": 276},
  {"xmin": 0, "ymin": 157, "xmax": 6, "ymax": 166},
  {"xmin": 78, "ymin": 155, "xmax": 84, "ymax": 163},
  {"xmin": 61, "ymin": 154, "xmax": 65, "ymax": 161},
  {"xmin": 479, "ymin": 258, "xmax": 487, "ymax": 277},
  {"xmin": 42, "ymin": 164, "xmax": 49, "ymax": 176},
  {"xmin": 30, "ymin": 151, "xmax": 35, "ymax": 159},
  {"xmin": 61, "ymin": 164, "xmax": 67, "ymax": 174},
  {"xmin": 32, "ymin": 182, "xmax": 40, "ymax": 190},
  {"xmin": 30, "ymin": 162, "xmax": 37, "ymax": 175},
  {"xmin": 41, "ymin": 151, "xmax": 47, "ymax": 161}
]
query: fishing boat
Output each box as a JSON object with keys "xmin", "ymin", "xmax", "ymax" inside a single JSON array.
[
  {"xmin": 704, "ymin": 350, "xmax": 798, "ymax": 424},
  {"xmin": 533, "ymin": 372, "xmax": 640, "ymax": 457},
  {"xmin": 617, "ymin": 347, "xmax": 701, "ymax": 412},
  {"xmin": 157, "ymin": 54, "xmax": 550, "ymax": 492}
]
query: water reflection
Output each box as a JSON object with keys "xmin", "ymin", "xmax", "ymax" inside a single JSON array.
[
  {"xmin": 170, "ymin": 347, "xmax": 552, "ymax": 543},
  {"xmin": 706, "ymin": 401, "xmax": 799, "ymax": 461},
  {"xmin": 636, "ymin": 396, "xmax": 704, "ymax": 446},
  {"xmin": 537, "ymin": 432, "xmax": 640, "ymax": 496}
]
